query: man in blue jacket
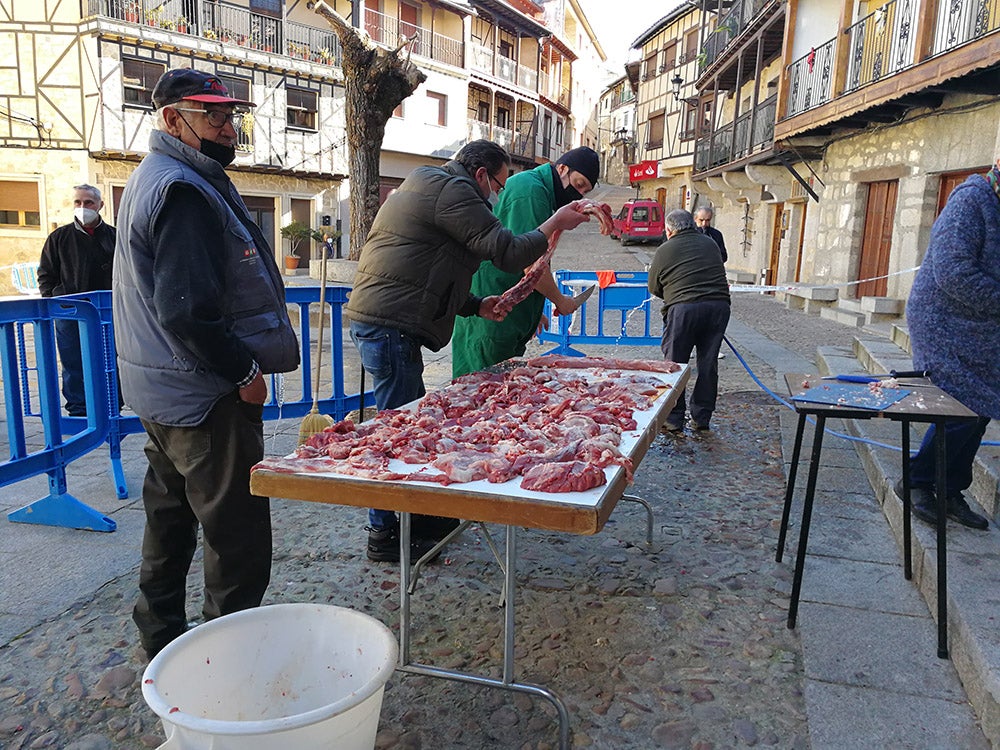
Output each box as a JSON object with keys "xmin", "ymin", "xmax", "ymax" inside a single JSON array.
[{"xmin": 113, "ymin": 69, "xmax": 300, "ymax": 658}]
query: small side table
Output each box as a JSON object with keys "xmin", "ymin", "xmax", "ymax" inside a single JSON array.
[{"xmin": 776, "ymin": 373, "xmax": 979, "ymax": 658}]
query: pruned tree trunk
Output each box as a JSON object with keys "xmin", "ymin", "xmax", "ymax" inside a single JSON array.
[{"xmin": 311, "ymin": 1, "xmax": 427, "ymax": 260}]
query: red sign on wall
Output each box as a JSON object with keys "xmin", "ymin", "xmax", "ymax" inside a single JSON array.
[{"xmin": 628, "ymin": 160, "xmax": 659, "ymax": 182}]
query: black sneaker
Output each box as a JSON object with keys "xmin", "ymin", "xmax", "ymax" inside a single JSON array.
[
  {"xmin": 366, "ymin": 524, "xmax": 441, "ymax": 563},
  {"xmin": 947, "ymin": 494, "xmax": 990, "ymax": 530}
]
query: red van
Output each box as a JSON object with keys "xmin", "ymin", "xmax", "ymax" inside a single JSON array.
[{"xmin": 610, "ymin": 199, "xmax": 666, "ymax": 245}]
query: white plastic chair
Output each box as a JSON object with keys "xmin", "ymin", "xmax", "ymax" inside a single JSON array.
[{"xmin": 11, "ymin": 262, "xmax": 40, "ymax": 295}]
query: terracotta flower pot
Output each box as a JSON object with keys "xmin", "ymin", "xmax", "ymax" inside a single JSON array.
[{"xmin": 284, "ymin": 255, "xmax": 300, "ymax": 270}]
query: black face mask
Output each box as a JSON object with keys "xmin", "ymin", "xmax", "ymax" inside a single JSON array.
[
  {"xmin": 199, "ymin": 138, "xmax": 236, "ymax": 168},
  {"xmin": 175, "ymin": 110, "xmax": 235, "ymax": 167},
  {"xmin": 551, "ymin": 166, "xmax": 581, "ymax": 207}
]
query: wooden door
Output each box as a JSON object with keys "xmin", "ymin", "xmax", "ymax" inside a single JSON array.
[
  {"xmin": 365, "ymin": 1, "xmax": 383, "ymax": 43},
  {"xmin": 766, "ymin": 201, "xmax": 783, "ymax": 288},
  {"xmin": 793, "ymin": 203, "xmax": 807, "ymax": 282},
  {"xmin": 936, "ymin": 167, "xmax": 987, "ymax": 217},
  {"xmin": 399, "ymin": 2, "xmax": 419, "ymax": 46},
  {"xmin": 857, "ymin": 180, "xmax": 897, "ymax": 298}
]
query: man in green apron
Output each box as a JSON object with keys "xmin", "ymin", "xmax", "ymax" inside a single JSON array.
[{"xmin": 452, "ymin": 147, "xmax": 601, "ymax": 377}]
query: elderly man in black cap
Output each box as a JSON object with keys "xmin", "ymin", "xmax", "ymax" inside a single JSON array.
[
  {"xmin": 112, "ymin": 68, "xmax": 299, "ymax": 659},
  {"xmin": 452, "ymin": 146, "xmax": 601, "ymax": 378}
]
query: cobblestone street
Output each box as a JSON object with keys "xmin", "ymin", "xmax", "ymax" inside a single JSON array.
[{"xmin": 0, "ymin": 188, "xmax": 920, "ymax": 749}]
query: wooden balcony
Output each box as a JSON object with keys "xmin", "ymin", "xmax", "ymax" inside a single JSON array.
[
  {"xmin": 778, "ymin": 0, "xmax": 1000, "ymax": 140},
  {"xmin": 700, "ymin": 0, "xmax": 775, "ymax": 71},
  {"xmin": 694, "ymin": 93, "xmax": 776, "ymax": 174}
]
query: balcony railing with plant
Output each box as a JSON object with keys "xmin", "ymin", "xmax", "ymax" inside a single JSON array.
[
  {"xmin": 90, "ymin": 0, "xmax": 343, "ymax": 66},
  {"xmin": 700, "ymin": 0, "xmax": 772, "ymax": 72},
  {"xmin": 694, "ymin": 93, "xmax": 776, "ymax": 173},
  {"xmin": 785, "ymin": 36, "xmax": 836, "ymax": 118},
  {"xmin": 844, "ymin": 0, "xmax": 917, "ymax": 93},
  {"xmin": 364, "ymin": 8, "xmax": 463, "ymax": 67}
]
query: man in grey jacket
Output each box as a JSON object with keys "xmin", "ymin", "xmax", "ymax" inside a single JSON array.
[
  {"xmin": 346, "ymin": 139, "xmax": 590, "ymax": 562},
  {"xmin": 648, "ymin": 209, "xmax": 731, "ymax": 433},
  {"xmin": 113, "ymin": 69, "xmax": 299, "ymax": 659}
]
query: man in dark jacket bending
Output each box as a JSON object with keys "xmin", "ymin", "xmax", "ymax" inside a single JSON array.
[
  {"xmin": 649, "ymin": 209, "xmax": 731, "ymax": 433},
  {"xmin": 345, "ymin": 139, "xmax": 590, "ymax": 562}
]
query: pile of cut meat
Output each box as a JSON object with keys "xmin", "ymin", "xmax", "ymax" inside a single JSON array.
[{"xmin": 254, "ymin": 356, "xmax": 680, "ymax": 494}]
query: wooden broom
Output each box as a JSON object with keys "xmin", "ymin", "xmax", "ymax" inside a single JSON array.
[{"xmin": 297, "ymin": 242, "xmax": 335, "ymax": 444}]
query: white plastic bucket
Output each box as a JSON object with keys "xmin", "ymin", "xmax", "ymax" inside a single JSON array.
[{"xmin": 141, "ymin": 603, "xmax": 398, "ymax": 750}]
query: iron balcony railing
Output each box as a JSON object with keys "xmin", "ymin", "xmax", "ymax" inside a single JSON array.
[
  {"xmin": 844, "ymin": 0, "xmax": 916, "ymax": 93},
  {"xmin": 363, "ymin": 8, "xmax": 463, "ymax": 67},
  {"xmin": 91, "ymin": 0, "xmax": 344, "ymax": 64},
  {"xmin": 470, "ymin": 43, "xmax": 537, "ymax": 89},
  {"xmin": 700, "ymin": 0, "xmax": 772, "ymax": 72},
  {"xmin": 932, "ymin": 0, "xmax": 1000, "ymax": 54},
  {"xmin": 694, "ymin": 93, "xmax": 776, "ymax": 173},
  {"xmin": 785, "ymin": 36, "xmax": 836, "ymax": 117}
]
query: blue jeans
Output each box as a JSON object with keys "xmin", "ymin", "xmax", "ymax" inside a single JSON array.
[
  {"xmin": 348, "ymin": 320, "xmax": 426, "ymax": 529},
  {"xmin": 909, "ymin": 417, "xmax": 991, "ymax": 496},
  {"xmin": 55, "ymin": 319, "xmax": 86, "ymax": 416},
  {"xmin": 660, "ymin": 300, "xmax": 730, "ymax": 427}
]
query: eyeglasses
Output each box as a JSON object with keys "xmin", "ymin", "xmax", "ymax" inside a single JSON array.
[
  {"xmin": 171, "ymin": 107, "xmax": 246, "ymax": 130},
  {"xmin": 488, "ymin": 174, "xmax": 506, "ymax": 193}
]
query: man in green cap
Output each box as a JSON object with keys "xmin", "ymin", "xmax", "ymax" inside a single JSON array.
[{"xmin": 452, "ymin": 146, "xmax": 601, "ymax": 377}]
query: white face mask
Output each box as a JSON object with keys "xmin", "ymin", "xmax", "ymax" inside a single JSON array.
[
  {"xmin": 487, "ymin": 190, "xmax": 499, "ymax": 208},
  {"xmin": 74, "ymin": 207, "xmax": 99, "ymax": 226}
]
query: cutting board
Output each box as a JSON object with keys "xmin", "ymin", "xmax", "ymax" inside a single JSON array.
[{"xmin": 792, "ymin": 382, "xmax": 910, "ymax": 411}]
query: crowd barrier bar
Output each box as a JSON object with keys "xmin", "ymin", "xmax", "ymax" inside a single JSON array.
[
  {"xmin": 1, "ymin": 297, "xmax": 112, "ymax": 530},
  {"xmin": 538, "ymin": 270, "xmax": 660, "ymax": 355},
  {"xmin": 1, "ymin": 287, "xmax": 373, "ymax": 532}
]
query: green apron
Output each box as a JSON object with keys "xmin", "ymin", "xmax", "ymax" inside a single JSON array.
[{"xmin": 452, "ymin": 164, "xmax": 558, "ymax": 377}]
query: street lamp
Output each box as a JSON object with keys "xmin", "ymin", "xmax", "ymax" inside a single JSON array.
[{"xmin": 671, "ymin": 73, "xmax": 684, "ymax": 101}]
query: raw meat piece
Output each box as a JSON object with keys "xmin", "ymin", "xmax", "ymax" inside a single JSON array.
[
  {"xmin": 520, "ymin": 461, "xmax": 607, "ymax": 492},
  {"xmin": 493, "ymin": 241, "xmax": 556, "ymax": 318}
]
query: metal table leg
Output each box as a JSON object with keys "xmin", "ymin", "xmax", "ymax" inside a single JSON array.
[
  {"xmin": 620, "ymin": 494, "xmax": 654, "ymax": 545},
  {"xmin": 787, "ymin": 414, "xmax": 825, "ymax": 629},
  {"xmin": 900, "ymin": 422, "xmax": 912, "ymax": 580},
  {"xmin": 933, "ymin": 419, "xmax": 949, "ymax": 659},
  {"xmin": 396, "ymin": 519, "xmax": 572, "ymax": 748},
  {"xmin": 777, "ymin": 412, "xmax": 808, "ymax": 563}
]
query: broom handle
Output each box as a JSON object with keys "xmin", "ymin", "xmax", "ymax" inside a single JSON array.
[
  {"xmin": 313, "ymin": 244, "xmax": 328, "ymax": 409},
  {"xmin": 359, "ymin": 365, "xmax": 366, "ymax": 423}
]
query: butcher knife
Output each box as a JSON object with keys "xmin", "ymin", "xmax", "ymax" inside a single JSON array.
[
  {"xmin": 822, "ymin": 369, "xmax": 930, "ymax": 383},
  {"xmin": 574, "ymin": 284, "xmax": 596, "ymax": 305}
]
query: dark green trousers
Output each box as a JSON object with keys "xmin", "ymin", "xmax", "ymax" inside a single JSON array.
[{"xmin": 133, "ymin": 392, "xmax": 271, "ymax": 655}]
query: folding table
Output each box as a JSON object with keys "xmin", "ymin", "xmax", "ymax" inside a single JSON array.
[
  {"xmin": 777, "ymin": 373, "xmax": 979, "ymax": 658},
  {"xmin": 250, "ymin": 363, "xmax": 689, "ymax": 748}
]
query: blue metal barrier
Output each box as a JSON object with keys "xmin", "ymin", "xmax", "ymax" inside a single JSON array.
[
  {"xmin": 1, "ymin": 287, "xmax": 373, "ymax": 531},
  {"xmin": 1, "ymin": 297, "xmax": 113, "ymax": 531},
  {"xmin": 538, "ymin": 270, "xmax": 661, "ymax": 355}
]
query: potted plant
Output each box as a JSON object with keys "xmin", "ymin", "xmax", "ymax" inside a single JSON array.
[
  {"xmin": 280, "ymin": 221, "xmax": 323, "ymax": 270},
  {"xmin": 124, "ymin": 1, "xmax": 139, "ymax": 22},
  {"xmin": 176, "ymin": 15, "xmax": 189, "ymax": 33}
]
